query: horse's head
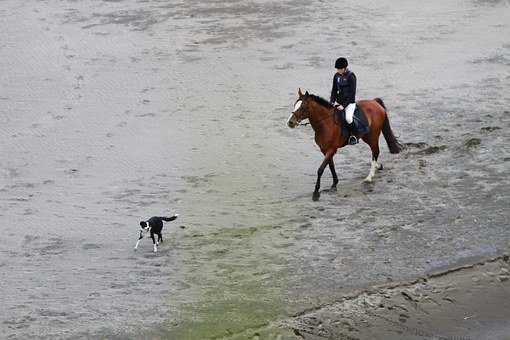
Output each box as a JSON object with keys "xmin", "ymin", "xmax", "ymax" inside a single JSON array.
[{"xmin": 287, "ymin": 88, "xmax": 311, "ymax": 129}]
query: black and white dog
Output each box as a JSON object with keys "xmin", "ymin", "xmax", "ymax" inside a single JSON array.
[{"xmin": 134, "ymin": 214, "xmax": 178, "ymax": 252}]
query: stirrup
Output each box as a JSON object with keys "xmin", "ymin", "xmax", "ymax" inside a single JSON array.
[{"xmin": 348, "ymin": 135, "xmax": 358, "ymax": 145}]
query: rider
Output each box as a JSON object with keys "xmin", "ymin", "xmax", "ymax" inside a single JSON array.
[{"xmin": 330, "ymin": 57, "xmax": 358, "ymax": 145}]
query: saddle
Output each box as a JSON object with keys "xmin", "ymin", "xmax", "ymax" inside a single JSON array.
[{"xmin": 335, "ymin": 105, "xmax": 370, "ymax": 138}]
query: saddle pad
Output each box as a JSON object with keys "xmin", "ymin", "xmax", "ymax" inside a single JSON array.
[
  {"xmin": 334, "ymin": 105, "xmax": 370, "ymax": 136},
  {"xmin": 353, "ymin": 106, "xmax": 369, "ymax": 130}
]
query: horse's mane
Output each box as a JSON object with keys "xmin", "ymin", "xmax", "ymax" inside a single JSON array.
[{"xmin": 308, "ymin": 94, "xmax": 334, "ymax": 109}]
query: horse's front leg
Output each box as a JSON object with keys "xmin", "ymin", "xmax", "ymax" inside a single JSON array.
[
  {"xmin": 329, "ymin": 158, "xmax": 339, "ymax": 191},
  {"xmin": 313, "ymin": 150, "xmax": 335, "ymax": 201}
]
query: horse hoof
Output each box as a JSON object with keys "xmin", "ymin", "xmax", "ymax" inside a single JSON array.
[
  {"xmin": 330, "ymin": 186, "xmax": 337, "ymax": 192},
  {"xmin": 378, "ymin": 164, "xmax": 383, "ymax": 170},
  {"xmin": 312, "ymin": 192, "xmax": 320, "ymax": 201},
  {"xmin": 363, "ymin": 177, "xmax": 373, "ymax": 183}
]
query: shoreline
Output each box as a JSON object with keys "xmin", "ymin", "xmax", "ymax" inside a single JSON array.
[{"xmin": 217, "ymin": 253, "xmax": 510, "ymax": 340}]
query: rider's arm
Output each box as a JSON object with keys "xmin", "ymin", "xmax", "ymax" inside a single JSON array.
[{"xmin": 330, "ymin": 75, "xmax": 337, "ymax": 104}]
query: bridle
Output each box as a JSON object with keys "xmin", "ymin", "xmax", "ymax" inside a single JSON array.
[{"xmin": 290, "ymin": 100, "xmax": 337, "ymax": 127}]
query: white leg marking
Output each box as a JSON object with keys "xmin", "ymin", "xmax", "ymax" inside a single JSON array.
[
  {"xmin": 153, "ymin": 244, "xmax": 158, "ymax": 252},
  {"xmin": 134, "ymin": 239, "xmax": 141, "ymax": 250},
  {"xmin": 364, "ymin": 159, "xmax": 377, "ymax": 182}
]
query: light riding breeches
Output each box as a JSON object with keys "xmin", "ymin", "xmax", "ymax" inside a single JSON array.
[{"xmin": 345, "ymin": 103, "xmax": 356, "ymax": 124}]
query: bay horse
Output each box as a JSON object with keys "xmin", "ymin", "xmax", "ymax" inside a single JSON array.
[{"xmin": 287, "ymin": 88, "xmax": 401, "ymax": 201}]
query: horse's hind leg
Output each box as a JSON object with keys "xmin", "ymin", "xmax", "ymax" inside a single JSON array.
[
  {"xmin": 364, "ymin": 142, "xmax": 380, "ymax": 183},
  {"xmin": 328, "ymin": 158, "xmax": 339, "ymax": 190}
]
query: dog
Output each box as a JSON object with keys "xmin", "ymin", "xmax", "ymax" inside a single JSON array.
[{"xmin": 134, "ymin": 214, "xmax": 178, "ymax": 252}]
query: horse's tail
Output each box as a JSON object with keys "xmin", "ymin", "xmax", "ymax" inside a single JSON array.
[
  {"xmin": 376, "ymin": 98, "xmax": 402, "ymax": 154},
  {"xmin": 375, "ymin": 97, "xmax": 386, "ymax": 110}
]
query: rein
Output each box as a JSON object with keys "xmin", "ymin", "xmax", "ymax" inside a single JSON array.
[{"xmin": 296, "ymin": 110, "xmax": 336, "ymax": 127}]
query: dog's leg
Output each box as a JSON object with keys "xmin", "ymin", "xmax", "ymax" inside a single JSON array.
[
  {"xmin": 151, "ymin": 232, "xmax": 157, "ymax": 252},
  {"xmin": 158, "ymin": 233, "xmax": 163, "ymax": 243},
  {"xmin": 134, "ymin": 232, "xmax": 143, "ymax": 250}
]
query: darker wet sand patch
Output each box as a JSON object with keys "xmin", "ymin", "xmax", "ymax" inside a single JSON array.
[
  {"xmin": 403, "ymin": 142, "xmax": 428, "ymax": 149},
  {"xmin": 82, "ymin": 243, "xmax": 101, "ymax": 250},
  {"xmin": 277, "ymin": 255, "xmax": 510, "ymax": 340},
  {"xmin": 404, "ymin": 142, "xmax": 448, "ymax": 156},
  {"xmin": 22, "ymin": 237, "xmax": 67, "ymax": 258},
  {"xmin": 481, "ymin": 126, "xmax": 501, "ymax": 133},
  {"xmin": 472, "ymin": 53, "xmax": 510, "ymax": 66},
  {"xmin": 464, "ymin": 138, "xmax": 481, "ymax": 149},
  {"xmin": 416, "ymin": 145, "xmax": 447, "ymax": 155}
]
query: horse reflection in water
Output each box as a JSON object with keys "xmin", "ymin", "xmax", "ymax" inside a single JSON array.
[{"xmin": 287, "ymin": 88, "xmax": 401, "ymax": 201}]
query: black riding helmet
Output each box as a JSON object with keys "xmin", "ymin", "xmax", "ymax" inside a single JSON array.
[{"xmin": 335, "ymin": 57, "xmax": 348, "ymax": 69}]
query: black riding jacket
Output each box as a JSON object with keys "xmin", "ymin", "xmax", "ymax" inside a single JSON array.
[{"xmin": 330, "ymin": 70, "xmax": 357, "ymax": 108}]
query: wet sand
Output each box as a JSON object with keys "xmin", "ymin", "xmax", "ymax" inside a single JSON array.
[
  {"xmin": 1, "ymin": 0, "xmax": 509, "ymax": 339},
  {"xmin": 280, "ymin": 255, "xmax": 510, "ymax": 340}
]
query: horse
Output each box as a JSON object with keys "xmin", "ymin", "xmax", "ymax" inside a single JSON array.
[{"xmin": 287, "ymin": 88, "xmax": 401, "ymax": 201}]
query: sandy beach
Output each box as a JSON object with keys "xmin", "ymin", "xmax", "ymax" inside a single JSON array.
[
  {"xmin": 279, "ymin": 255, "xmax": 510, "ymax": 340},
  {"xmin": 1, "ymin": 0, "xmax": 509, "ymax": 339}
]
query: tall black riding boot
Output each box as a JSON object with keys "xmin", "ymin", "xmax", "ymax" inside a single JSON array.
[{"xmin": 347, "ymin": 122, "xmax": 359, "ymax": 145}]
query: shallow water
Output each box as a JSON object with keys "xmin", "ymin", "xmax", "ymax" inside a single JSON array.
[{"xmin": 1, "ymin": 0, "xmax": 509, "ymax": 338}]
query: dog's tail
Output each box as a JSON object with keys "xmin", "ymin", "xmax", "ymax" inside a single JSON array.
[{"xmin": 161, "ymin": 215, "xmax": 178, "ymax": 222}]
